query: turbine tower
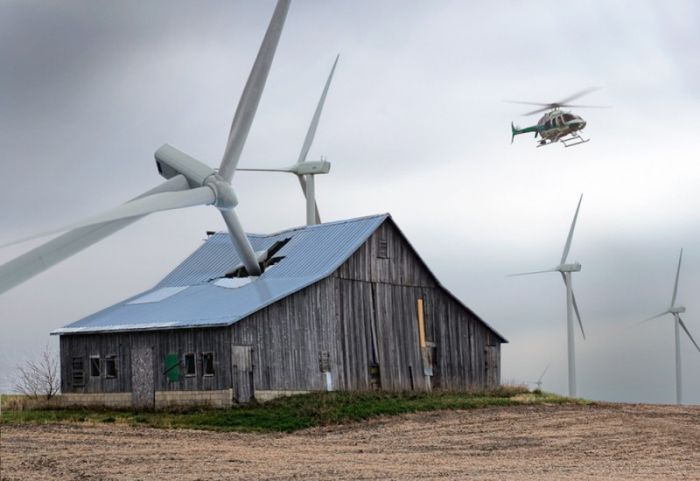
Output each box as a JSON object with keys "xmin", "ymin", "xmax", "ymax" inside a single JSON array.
[
  {"xmin": 237, "ymin": 55, "xmax": 339, "ymax": 226},
  {"xmin": 511, "ymin": 194, "xmax": 586, "ymax": 397},
  {"xmin": 640, "ymin": 248, "xmax": 700, "ymax": 404},
  {"xmin": 0, "ymin": 0, "xmax": 292, "ymax": 294}
]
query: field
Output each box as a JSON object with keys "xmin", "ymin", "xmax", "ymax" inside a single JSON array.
[{"xmin": 2, "ymin": 401, "xmax": 698, "ymax": 480}]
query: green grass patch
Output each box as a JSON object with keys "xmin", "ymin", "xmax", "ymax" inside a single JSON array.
[{"xmin": 1, "ymin": 389, "xmax": 586, "ymax": 433}]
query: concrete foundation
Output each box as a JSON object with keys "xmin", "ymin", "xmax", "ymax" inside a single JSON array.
[
  {"xmin": 254, "ymin": 390, "xmax": 310, "ymax": 403},
  {"xmin": 58, "ymin": 388, "xmax": 312, "ymax": 408},
  {"xmin": 155, "ymin": 389, "xmax": 233, "ymax": 409},
  {"xmin": 60, "ymin": 392, "xmax": 132, "ymax": 408}
]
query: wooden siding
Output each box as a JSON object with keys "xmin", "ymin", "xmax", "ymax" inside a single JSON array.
[
  {"xmin": 229, "ymin": 277, "xmax": 338, "ymax": 393},
  {"xmin": 332, "ymin": 220, "xmax": 502, "ymax": 391},
  {"xmin": 60, "ymin": 327, "xmax": 232, "ymax": 394}
]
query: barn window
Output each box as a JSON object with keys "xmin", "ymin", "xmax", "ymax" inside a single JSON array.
[
  {"xmin": 203, "ymin": 352, "xmax": 215, "ymax": 376},
  {"xmin": 71, "ymin": 357, "xmax": 85, "ymax": 387},
  {"xmin": 90, "ymin": 356, "xmax": 101, "ymax": 377},
  {"xmin": 105, "ymin": 355, "xmax": 118, "ymax": 379},
  {"xmin": 184, "ymin": 353, "xmax": 196, "ymax": 376},
  {"xmin": 378, "ymin": 237, "xmax": 389, "ymax": 259}
]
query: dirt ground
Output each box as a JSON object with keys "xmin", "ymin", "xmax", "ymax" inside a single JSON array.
[{"xmin": 1, "ymin": 403, "xmax": 699, "ymax": 481}]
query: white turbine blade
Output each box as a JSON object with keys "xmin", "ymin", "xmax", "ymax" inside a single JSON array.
[
  {"xmin": 297, "ymin": 54, "xmax": 339, "ymax": 165},
  {"xmin": 571, "ymin": 288, "xmax": 585, "ymax": 339},
  {"xmin": 671, "ymin": 248, "xmax": 683, "ymax": 307},
  {"xmin": 219, "ymin": 209, "xmax": 261, "ymax": 276},
  {"xmin": 678, "ymin": 317, "xmax": 700, "ymax": 353},
  {"xmin": 1, "ymin": 187, "xmax": 215, "ymax": 248},
  {"xmin": 561, "ymin": 194, "xmax": 583, "ymax": 264},
  {"xmin": 0, "ymin": 175, "xmax": 190, "ymax": 295},
  {"xmin": 561, "ymin": 272, "xmax": 585, "ymax": 339},
  {"xmin": 297, "ymin": 175, "xmax": 321, "ymax": 223},
  {"xmin": 639, "ymin": 310, "xmax": 670, "ymax": 324},
  {"xmin": 218, "ymin": 0, "xmax": 290, "ymax": 182},
  {"xmin": 537, "ymin": 363, "xmax": 551, "ymax": 383},
  {"xmin": 507, "ymin": 268, "xmax": 557, "ymax": 277}
]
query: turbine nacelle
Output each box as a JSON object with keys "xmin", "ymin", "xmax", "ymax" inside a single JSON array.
[
  {"xmin": 155, "ymin": 144, "xmax": 217, "ymax": 187},
  {"xmin": 669, "ymin": 306, "xmax": 687, "ymax": 314},
  {"xmin": 154, "ymin": 144, "xmax": 238, "ymax": 210},
  {"xmin": 557, "ymin": 262, "xmax": 581, "ymax": 273},
  {"xmin": 290, "ymin": 159, "xmax": 331, "ymax": 175}
]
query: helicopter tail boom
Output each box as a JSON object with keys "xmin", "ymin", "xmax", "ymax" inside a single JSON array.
[{"xmin": 511, "ymin": 123, "xmax": 538, "ymax": 143}]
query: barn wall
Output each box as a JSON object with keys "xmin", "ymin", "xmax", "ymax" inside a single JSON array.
[
  {"xmin": 229, "ymin": 277, "xmax": 338, "ymax": 392},
  {"xmin": 332, "ymin": 219, "xmax": 503, "ymax": 391},
  {"xmin": 60, "ymin": 327, "xmax": 232, "ymax": 394}
]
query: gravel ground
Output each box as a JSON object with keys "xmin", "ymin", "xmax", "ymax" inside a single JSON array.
[{"xmin": 1, "ymin": 403, "xmax": 699, "ymax": 480}]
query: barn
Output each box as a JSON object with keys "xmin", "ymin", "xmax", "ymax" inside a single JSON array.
[{"xmin": 54, "ymin": 214, "xmax": 507, "ymax": 408}]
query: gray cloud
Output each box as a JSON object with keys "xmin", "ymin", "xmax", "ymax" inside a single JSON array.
[{"xmin": 1, "ymin": 1, "xmax": 699, "ymax": 403}]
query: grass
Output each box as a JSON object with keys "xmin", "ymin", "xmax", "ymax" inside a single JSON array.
[{"xmin": 0, "ymin": 388, "xmax": 587, "ymax": 433}]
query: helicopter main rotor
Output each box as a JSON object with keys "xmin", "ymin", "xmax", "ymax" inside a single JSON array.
[{"xmin": 505, "ymin": 87, "xmax": 609, "ymax": 116}]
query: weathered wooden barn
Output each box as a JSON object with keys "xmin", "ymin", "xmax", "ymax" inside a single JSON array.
[{"xmin": 54, "ymin": 214, "xmax": 506, "ymax": 408}]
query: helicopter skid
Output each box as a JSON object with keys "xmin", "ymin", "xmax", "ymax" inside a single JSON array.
[
  {"xmin": 536, "ymin": 132, "xmax": 589, "ymax": 148},
  {"xmin": 561, "ymin": 133, "xmax": 589, "ymax": 148}
]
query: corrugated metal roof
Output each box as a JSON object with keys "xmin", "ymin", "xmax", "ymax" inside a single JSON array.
[
  {"xmin": 53, "ymin": 213, "xmax": 506, "ymax": 343},
  {"xmin": 53, "ymin": 214, "xmax": 388, "ymax": 335}
]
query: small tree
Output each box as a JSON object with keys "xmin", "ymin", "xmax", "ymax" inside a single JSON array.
[{"xmin": 15, "ymin": 347, "xmax": 60, "ymax": 400}]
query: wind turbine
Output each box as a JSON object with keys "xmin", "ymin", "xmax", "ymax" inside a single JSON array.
[
  {"xmin": 237, "ymin": 54, "xmax": 339, "ymax": 226},
  {"xmin": 530, "ymin": 363, "xmax": 550, "ymax": 392},
  {"xmin": 510, "ymin": 194, "xmax": 586, "ymax": 397},
  {"xmin": 0, "ymin": 0, "xmax": 291, "ymax": 295},
  {"xmin": 640, "ymin": 248, "xmax": 700, "ymax": 405}
]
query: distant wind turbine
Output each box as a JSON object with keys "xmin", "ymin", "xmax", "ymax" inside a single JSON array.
[
  {"xmin": 640, "ymin": 248, "xmax": 700, "ymax": 405},
  {"xmin": 237, "ymin": 55, "xmax": 339, "ymax": 226},
  {"xmin": 530, "ymin": 363, "xmax": 550, "ymax": 391},
  {"xmin": 510, "ymin": 194, "xmax": 586, "ymax": 397}
]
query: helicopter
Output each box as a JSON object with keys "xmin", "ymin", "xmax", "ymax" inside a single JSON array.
[{"xmin": 508, "ymin": 87, "xmax": 607, "ymax": 148}]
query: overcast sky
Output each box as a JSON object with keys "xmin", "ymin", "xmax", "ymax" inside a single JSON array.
[{"xmin": 1, "ymin": 0, "xmax": 699, "ymax": 404}]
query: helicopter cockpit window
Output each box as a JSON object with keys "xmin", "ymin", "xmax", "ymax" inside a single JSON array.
[{"xmin": 563, "ymin": 114, "xmax": 575, "ymax": 122}]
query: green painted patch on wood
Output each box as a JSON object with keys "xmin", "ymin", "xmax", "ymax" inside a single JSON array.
[{"xmin": 164, "ymin": 353, "xmax": 180, "ymax": 382}]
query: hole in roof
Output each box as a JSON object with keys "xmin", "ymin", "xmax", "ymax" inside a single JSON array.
[{"xmin": 223, "ymin": 237, "xmax": 291, "ymax": 278}]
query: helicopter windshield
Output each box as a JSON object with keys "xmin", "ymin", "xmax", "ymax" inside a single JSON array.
[{"xmin": 563, "ymin": 113, "xmax": 576, "ymax": 122}]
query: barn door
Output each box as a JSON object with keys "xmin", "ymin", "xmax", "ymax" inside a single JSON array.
[
  {"xmin": 131, "ymin": 342, "xmax": 155, "ymax": 409},
  {"xmin": 484, "ymin": 345, "xmax": 499, "ymax": 389},
  {"xmin": 231, "ymin": 345, "xmax": 254, "ymax": 404}
]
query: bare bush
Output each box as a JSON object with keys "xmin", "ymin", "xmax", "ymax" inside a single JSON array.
[{"xmin": 15, "ymin": 347, "xmax": 60, "ymax": 400}]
